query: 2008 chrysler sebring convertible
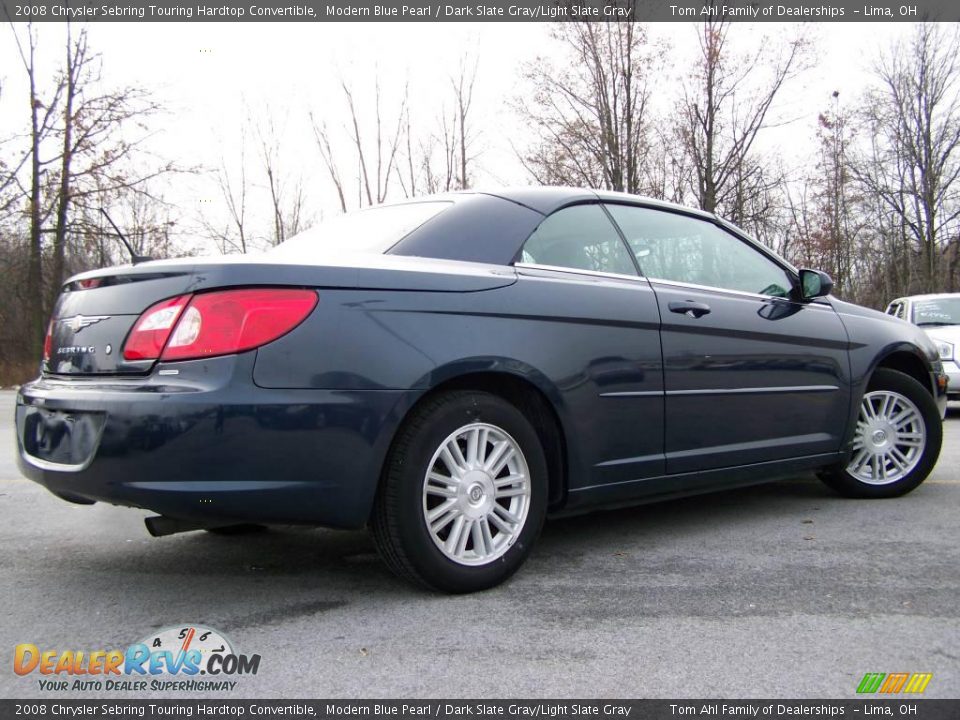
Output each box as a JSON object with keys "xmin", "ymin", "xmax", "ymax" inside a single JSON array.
[{"xmin": 16, "ymin": 188, "xmax": 949, "ymax": 592}]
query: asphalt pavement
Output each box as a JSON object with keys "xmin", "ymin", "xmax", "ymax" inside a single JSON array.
[{"xmin": 1, "ymin": 390, "xmax": 957, "ymax": 699}]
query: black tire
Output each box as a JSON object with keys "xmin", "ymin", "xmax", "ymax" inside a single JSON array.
[
  {"xmin": 204, "ymin": 524, "xmax": 268, "ymax": 535},
  {"xmin": 370, "ymin": 390, "xmax": 549, "ymax": 593},
  {"xmin": 820, "ymin": 368, "xmax": 942, "ymax": 498}
]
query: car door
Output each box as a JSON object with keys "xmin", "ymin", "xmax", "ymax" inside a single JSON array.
[
  {"xmin": 605, "ymin": 203, "xmax": 851, "ymax": 475},
  {"xmin": 513, "ymin": 203, "xmax": 666, "ymax": 488}
]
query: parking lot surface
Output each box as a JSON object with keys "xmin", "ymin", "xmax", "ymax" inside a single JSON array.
[{"xmin": 1, "ymin": 390, "xmax": 957, "ymax": 699}]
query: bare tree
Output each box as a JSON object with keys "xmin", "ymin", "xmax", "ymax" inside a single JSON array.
[
  {"xmin": 255, "ymin": 114, "xmax": 306, "ymax": 245},
  {"xmin": 203, "ymin": 146, "xmax": 251, "ymax": 255},
  {"xmin": 199, "ymin": 109, "xmax": 309, "ymax": 253},
  {"xmin": 0, "ymin": 79, "xmax": 35, "ymax": 223},
  {"xmin": 515, "ymin": 22, "xmax": 660, "ymax": 194},
  {"xmin": 310, "ymin": 77, "xmax": 407, "ymax": 212},
  {"xmin": 397, "ymin": 55, "xmax": 479, "ymax": 197},
  {"xmin": 452, "ymin": 56, "xmax": 478, "ymax": 190},
  {"xmin": 344, "ymin": 78, "xmax": 406, "ymax": 206},
  {"xmin": 677, "ymin": 20, "xmax": 808, "ymax": 222},
  {"xmin": 6, "ymin": 22, "xmax": 178, "ymax": 343},
  {"xmin": 852, "ymin": 23, "xmax": 960, "ymax": 293},
  {"xmin": 396, "ymin": 104, "xmax": 454, "ymax": 197},
  {"xmin": 311, "ymin": 115, "xmax": 348, "ymax": 214},
  {"xmin": 791, "ymin": 92, "xmax": 866, "ymax": 297},
  {"xmin": 8, "ymin": 22, "xmax": 61, "ymax": 354},
  {"xmin": 49, "ymin": 22, "xmax": 80, "ymax": 315},
  {"xmin": 48, "ymin": 29, "xmax": 175, "ymax": 309}
]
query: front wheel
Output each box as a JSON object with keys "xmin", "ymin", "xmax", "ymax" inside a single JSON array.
[
  {"xmin": 820, "ymin": 368, "xmax": 942, "ymax": 498},
  {"xmin": 371, "ymin": 391, "xmax": 548, "ymax": 593}
]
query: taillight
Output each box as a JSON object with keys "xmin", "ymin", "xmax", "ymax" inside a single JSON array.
[
  {"xmin": 43, "ymin": 321, "xmax": 53, "ymax": 362},
  {"xmin": 123, "ymin": 295, "xmax": 191, "ymax": 361},
  {"xmin": 122, "ymin": 289, "xmax": 317, "ymax": 363}
]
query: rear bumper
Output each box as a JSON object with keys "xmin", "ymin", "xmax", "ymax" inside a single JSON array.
[{"xmin": 15, "ymin": 354, "xmax": 417, "ymax": 529}]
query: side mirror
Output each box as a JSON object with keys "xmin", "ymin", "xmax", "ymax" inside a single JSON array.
[{"xmin": 798, "ymin": 269, "xmax": 834, "ymax": 300}]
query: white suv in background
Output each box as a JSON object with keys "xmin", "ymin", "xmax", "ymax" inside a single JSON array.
[{"xmin": 886, "ymin": 293, "xmax": 960, "ymax": 401}]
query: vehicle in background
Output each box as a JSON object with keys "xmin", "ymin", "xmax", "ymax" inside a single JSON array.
[{"xmin": 885, "ymin": 294, "xmax": 960, "ymax": 401}]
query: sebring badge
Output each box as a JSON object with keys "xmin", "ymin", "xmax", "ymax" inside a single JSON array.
[{"xmin": 60, "ymin": 314, "xmax": 110, "ymax": 333}]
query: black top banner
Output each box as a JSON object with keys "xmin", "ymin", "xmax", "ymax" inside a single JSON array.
[{"xmin": 2, "ymin": 0, "xmax": 959, "ymax": 22}]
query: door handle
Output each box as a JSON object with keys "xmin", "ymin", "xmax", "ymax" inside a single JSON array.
[{"xmin": 668, "ymin": 301, "xmax": 711, "ymax": 318}]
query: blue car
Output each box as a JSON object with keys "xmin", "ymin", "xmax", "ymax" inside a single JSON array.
[{"xmin": 16, "ymin": 188, "xmax": 948, "ymax": 592}]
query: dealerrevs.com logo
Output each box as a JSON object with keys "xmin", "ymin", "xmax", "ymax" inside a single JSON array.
[{"xmin": 14, "ymin": 625, "xmax": 261, "ymax": 693}]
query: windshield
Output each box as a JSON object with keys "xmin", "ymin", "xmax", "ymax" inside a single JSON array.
[
  {"xmin": 271, "ymin": 201, "xmax": 452, "ymax": 257},
  {"xmin": 912, "ymin": 297, "xmax": 960, "ymax": 326}
]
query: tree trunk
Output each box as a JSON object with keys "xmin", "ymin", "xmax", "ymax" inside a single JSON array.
[
  {"xmin": 26, "ymin": 38, "xmax": 45, "ymax": 357},
  {"xmin": 50, "ymin": 25, "xmax": 78, "ymax": 317}
]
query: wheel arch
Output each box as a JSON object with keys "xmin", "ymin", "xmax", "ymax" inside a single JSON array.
[
  {"xmin": 822, "ymin": 352, "xmax": 944, "ymax": 498},
  {"xmin": 382, "ymin": 367, "xmax": 571, "ymax": 513},
  {"xmin": 837, "ymin": 343, "xmax": 938, "ymax": 460},
  {"xmin": 871, "ymin": 346, "xmax": 936, "ymax": 397}
]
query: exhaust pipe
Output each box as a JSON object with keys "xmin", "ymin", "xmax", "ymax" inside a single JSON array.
[{"xmin": 144, "ymin": 515, "xmax": 225, "ymax": 537}]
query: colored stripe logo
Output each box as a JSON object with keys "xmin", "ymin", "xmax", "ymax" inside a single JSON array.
[{"xmin": 857, "ymin": 673, "xmax": 932, "ymax": 694}]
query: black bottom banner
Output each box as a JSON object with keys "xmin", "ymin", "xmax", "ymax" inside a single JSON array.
[{"xmin": 1, "ymin": 700, "xmax": 959, "ymax": 720}]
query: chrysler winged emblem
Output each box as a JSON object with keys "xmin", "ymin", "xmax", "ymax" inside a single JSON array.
[{"xmin": 60, "ymin": 314, "xmax": 111, "ymax": 333}]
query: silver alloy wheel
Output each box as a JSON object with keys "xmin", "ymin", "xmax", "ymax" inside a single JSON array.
[
  {"xmin": 422, "ymin": 422, "xmax": 531, "ymax": 566},
  {"xmin": 847, "ymin": 390, "xmax": 926, "ymax": 485}
]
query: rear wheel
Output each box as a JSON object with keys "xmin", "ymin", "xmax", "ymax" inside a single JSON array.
[
  {"xmin": 371, "ymin": 391, "xmax": 548, "ymax": 593},
  {"xmin": 820, "ymin": 368, "xmax": 942, "ymax": 498}
]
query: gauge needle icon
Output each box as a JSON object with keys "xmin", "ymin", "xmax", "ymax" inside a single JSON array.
[
  {"xmin": 176, "ymin": 627, "xmax": 196, "ymax": 668},
  {"xmin": 180, "ymin": 627, "xmax": 196, "ymax": 653}
]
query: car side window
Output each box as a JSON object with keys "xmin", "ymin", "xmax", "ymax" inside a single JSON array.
[
  {"xmin": 605, "ymin": 204, "xmax": 792, "ymax": 298},
  {"xmin": 885, "ymin": 303, "xmax": 899, "ymax": 316},
  {"xmin": 895, "ymin": 304, "xmax": 906, "ymax": 320},
  {"xmin": 519, "ymin": 204, "xmax": 638, "ymax": 277}
]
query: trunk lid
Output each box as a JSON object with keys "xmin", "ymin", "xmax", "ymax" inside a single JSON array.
[
  {"xmin": 46, "ymin": 253, "xmax": 516, "ymax": 376},
  {"xmin": 46, "ymin": 269, "xmax": 197, "ymax": 375}
]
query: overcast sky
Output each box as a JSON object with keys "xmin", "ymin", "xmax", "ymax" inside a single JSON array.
[{"xmin": 0, "ymin": 21, "xmax": 912, "ymax": 253}]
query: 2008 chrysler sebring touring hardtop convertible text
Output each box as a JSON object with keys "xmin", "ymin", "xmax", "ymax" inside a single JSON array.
[{"xmin": 15, "ymin": 187, "xmax": 949, "ymax": 592}]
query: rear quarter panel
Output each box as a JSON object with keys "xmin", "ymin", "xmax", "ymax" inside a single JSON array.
[{"xmin": 253, "ymin": 272, "xmax": 665, "ymax": 493}]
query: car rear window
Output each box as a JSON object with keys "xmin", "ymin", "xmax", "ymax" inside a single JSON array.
[{"xmin": 271, "ymin": 201, "xmax": 452, "ymax": 257}]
